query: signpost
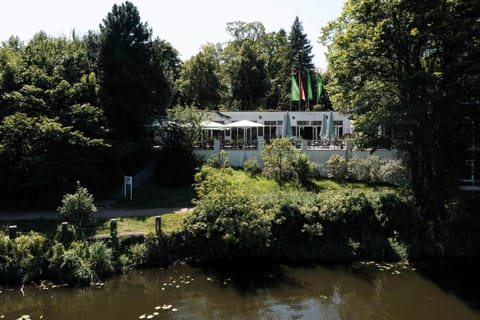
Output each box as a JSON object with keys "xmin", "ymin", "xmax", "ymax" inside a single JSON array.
[{"xmin": 124, "ymin": 176, "xmax": 133, "ymax": 200}]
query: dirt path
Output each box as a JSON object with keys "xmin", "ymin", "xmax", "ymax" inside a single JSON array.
[{"xmin": 0, "ymin": 207, "xmax": 193, "ymax": 221}]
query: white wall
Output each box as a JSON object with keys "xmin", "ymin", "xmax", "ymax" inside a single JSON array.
[{"xmin": 195, "ymin": 147, "xmax": 401, "ymax": 168}]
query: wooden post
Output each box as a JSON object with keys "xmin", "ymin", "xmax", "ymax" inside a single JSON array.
[
  {"xmin": 61, "ymin": 222, "xmax": 69, "ymax": 238},
  {"xmin": 8, "ymin": 225, "xmax": 17, "ymax": 239},
  {"xmin": 110, "ymin": 219, "xmax": 118, "ymax": 236},
  {"xmin": 155, "ymin": 216, "xmax": 162, "ymax": 236}
]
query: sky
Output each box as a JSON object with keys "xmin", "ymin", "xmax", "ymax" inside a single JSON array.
[{"xmin": 0, "ymin": 0, "xmax": 345, "ymax": 71}]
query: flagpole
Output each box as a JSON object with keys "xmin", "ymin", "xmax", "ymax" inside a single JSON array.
[
  {"xmin": 298, "ymin": 72, "xmax": 301, "ymax": 111},
  {"xmin": 307, "ymin": 71, "xmax": 312, "ymax": 110}
]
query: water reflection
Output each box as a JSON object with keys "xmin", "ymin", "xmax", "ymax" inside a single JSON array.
[{"xmin": 1, "ymin": 262, "xmax": 479, "ymax": 320}]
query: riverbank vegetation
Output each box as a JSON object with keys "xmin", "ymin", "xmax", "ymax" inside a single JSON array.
[{"xmin": 2, "ymin": 159, "xmax": 478, "ymax": 286}]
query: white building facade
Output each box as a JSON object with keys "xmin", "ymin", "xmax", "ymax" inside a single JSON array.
[{"xmin": 209, "ymin": 111, "xmax": 352, "ymax": 143}]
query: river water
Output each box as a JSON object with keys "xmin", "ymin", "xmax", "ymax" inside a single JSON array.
[{"xmin": 1, "ymin": 261, "xmax": 479, "ymax": 320}]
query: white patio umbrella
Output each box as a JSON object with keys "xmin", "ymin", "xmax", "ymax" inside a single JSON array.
[
  {"xmin": 200, "ymin": 121, "xmax": 228, "ymax": 143},
  {"xmin": 225, "ymin": 120, "xmax": 264, "ymax": 145},
  {"xmin": 225, "ymin": 120, "xmax": 265, "ymax": 128},
  {"xmin": 201, "ymin": 121, "xmax": 227, "ymax": 130}
]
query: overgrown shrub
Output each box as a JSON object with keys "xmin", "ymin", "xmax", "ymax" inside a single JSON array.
[
  {"xmin": 186, "ymin": 168, "xmax": 271, "ymax": 258},
  {"xmin": 206, "ymin": 150, "xmax": 231, "ymax": 169},
  {"xmin": 292, "ymin": 152, "xmax": 318, "ymax": 187},
  {"xmin": 127, "ymin": 242, "xmax": 148, "ymax": 267},
  {"xmin": 60, "ymin": 242, "xmax": 96, "ymax": 285},
  {"xmin": 243, "ymin": 158, "xmax": 259, "ymax": 176},
  {"xmin": 88, "ymin": 241, "xmax": 115, "ymax": 278},
  {"xmin": 0, "ymin": 232, "xmax": 49, "ymax": 284},
  {"xmin": 57, "ymin": 182, "xmax": 96, "ymax": 230},
  {"xmin": 379, "ymin": 160, "xmax": 407, "ymax": 186},
  {"xmin": 347, "ymin": 157, "xmax": 370, "ymax": 181},
  {"xmin": 261, "ymin": 138, "xmax": 297, "ymax": 183},
  {"xmin": 261, "ymin": 138, "xmax": 317, "ymax": 186},
  {"xmin": 326, "ymin": 154, "xmax": 348, "ymax": 180},
  {"xmin": 335, "ymin": 155, "xmax": 407, "ymax": 186},
  {"xmin": 48, "ymin": 241, "xmax": 114, "ymax": 286}
]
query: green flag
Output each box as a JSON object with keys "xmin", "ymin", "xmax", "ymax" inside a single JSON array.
[
  {"xmin": 291, "ymin": 75, "xmax": 300, "ymax": 101},
  {"xmin": 307, "ymin": 73, "xmax": 313, "ymax": 100},
  {"xmin": 316, "ymin": 74, "xmax": 323, "ymax": 103}
]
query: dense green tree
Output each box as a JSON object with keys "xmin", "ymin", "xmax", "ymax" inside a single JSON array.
[
  {"xmin": 0, "ymin": 33, "xmax": 108, "ymax": 205},
  {"xmin": 98, "ymin": 1, "xmax": 173, "ymax": 140},
  {"xmin": 261, "ymin": 30, "xmax": 291, "ymax": 108},
  {"xmin": 288, "ymin": 17, "xmax": 314, "ymax": 75},
  {"xmin": 227, "ymin": 42, "xmax": 270, "ymax": 110},
  {"xmin": 176, "ymin": 44, "xmax": 223, "ymax": 108},
  {"xmin": 322, "ymin": 0, "xmax": 480, "ymax": 212},
  {"xmin": 0, "ymin": 112, "xmax": 107, "ymax": 205},
  {"xmin": 222, "ymin": 22, "xmax": 273, "ymax": 109},
  {"xmin": 154, "ymin": 106, "xmax": 205, "ymax": 186},
  {"xmin": 151, "ymin": 38, "xmax": 182, "ymax": 83}
]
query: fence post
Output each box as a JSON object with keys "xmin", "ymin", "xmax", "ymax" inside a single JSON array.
[
  {"xmin": 110, "ymin": 218, "xmax": 118, "ymax": 237},
  {"xmin": 61, "ymin": 222, "xmax": 68, "ymax": 238},
  {"xmin": 155, "ymin": 216, "xmax": 163, "ymax": 236},
  {"xmin": 8, "ymin": 225, "xmax": 17, "ymax": 240}
]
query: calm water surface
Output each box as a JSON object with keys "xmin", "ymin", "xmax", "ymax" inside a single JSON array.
[{"xmin": 1, "ymin": 262, "xmax": 479, "ymax": 319}]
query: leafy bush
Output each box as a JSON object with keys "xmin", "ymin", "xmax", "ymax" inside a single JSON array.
[
  {"xmin": 60, "ymin": 242, "xmax": 97, "ymax": 286},
  {"xmin": 88, "ymin": 241, "xmax": 115, "ymax": 278},
  {"xmin": 206, "ymin": 150, "xmax": 231, "ymax": 169},
  {"xmin": 57, "ymin": 182, "xmax": 96, "ymax": 230},
  {"xmin": 243, "ymin": 158, "xmax": 259, "ymax": 175},
  {"xmin": 186, "ymin": 168, "xmax": 271, "ymax": 258},
  {"xmin": 347, "ymin": 157, "xmax": 370, "ymax": 181},
  {"xmin": 292, "ymin": 152, "xmax": 318, "ymax": 187},
  {"xmin": 261, "ymin": 138, "xmax": 297, "ymax": 183},
  {"xmin": 48, "ymin": 241, "xmax": 114, "ymax": 285},
  {"xmin": 0, "ymin": 232, "xmax": 49, "ymax": 284},
  {"xmin": 261, "ymin": 138, "xmax": 317, "ymax": 186},
  {"xmin": 127, "ymin": 242, "xmax": 148, "ymax": 267},
  {"xmin": 326, "ymin": 154, "xmax": 348, "ymax": 180},
  {"xmin": 379, "ymin": 160, "xmax": 407, "ymax": 186},
  {"xmin": 349, "ymin": 156, "xmax": 407, "ymax": 186}
]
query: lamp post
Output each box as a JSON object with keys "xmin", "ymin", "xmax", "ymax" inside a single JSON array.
[{"xmin": 276, "ymin": 84, "xmax": 281, "ymax": 110}]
